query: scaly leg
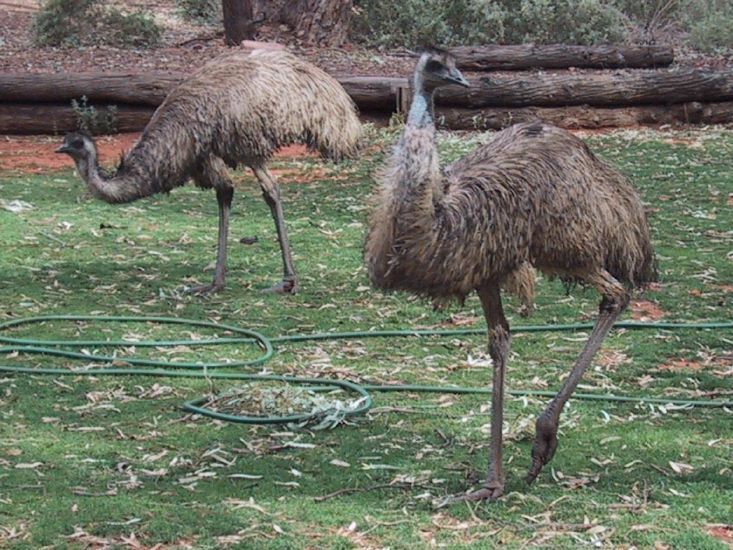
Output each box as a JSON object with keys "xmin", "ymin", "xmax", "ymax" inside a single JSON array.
[
  {"xmin": 252, "ymin": 165, "xmax": 299, "ymax": 294},
  {"xmin": 187, "ymin": 159, "xmax": 234, "ymax": 294},
  {"xmin": 455, "ymin": 284, "xmax": 511, "ymax": 502},
  {"xmin": 527, "ymin": 269, "xmax": 629, "ymax": 483}
]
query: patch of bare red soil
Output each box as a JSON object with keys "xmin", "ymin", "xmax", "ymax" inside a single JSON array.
[
  {"xmin": 708, "ymin": 525, "xmax": 733, "ymax": 546},
  {"xmin": 629, "ymin": 299, "xmax": 666, "ymax": 321},
  {"xmin": 657, "ymin": 355, "xmax": 732, "ymax": 373},
  {"xmin": 0, "ymin": 134, "xmax": 314, "ymax": 174}
]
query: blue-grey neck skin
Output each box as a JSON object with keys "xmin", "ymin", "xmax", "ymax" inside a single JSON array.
[{"xmin": 407, "ymin": 70, "xmax": 434, "ymax": 128}]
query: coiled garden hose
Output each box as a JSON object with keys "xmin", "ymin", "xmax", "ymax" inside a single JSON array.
[{"xmin": 1, "ymin": 315, "xmax": 731, "ymax": 425}]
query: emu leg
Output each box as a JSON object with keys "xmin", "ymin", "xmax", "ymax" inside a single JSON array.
[
  {"xmin": 252, "ymin": 165, "xmax": 299, "ymax": 294},
  {"xmin": 527, "ymin": 270, "xmax": 629, "ymax": 483},
  {"xmin": 187, "ymin": 159, "xmax": 234, "ymax": 294},
  {"xmin": 187, "ymin": 186, "xmax": 233, "ymax": 294},
  {"xmin": 457, "ymin": 285, "xmax": 510, "ymax": 502}
]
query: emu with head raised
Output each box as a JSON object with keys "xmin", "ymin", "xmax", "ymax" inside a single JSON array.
[
  {"xmin": 364, "ymin": 49, "xmax": 656, "ymax": 501},
  {"xmin": 57, "ymin": 49, "xmax": 361, "ymax": 294}
]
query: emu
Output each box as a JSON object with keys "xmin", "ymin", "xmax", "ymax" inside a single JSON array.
[
  {"xmin": 364, "ymin": 49, "xmax": 656, "ymax": 501},
  {"xmin": 57, "ymin": 49, "xmax": 361, "ymax": 294}
]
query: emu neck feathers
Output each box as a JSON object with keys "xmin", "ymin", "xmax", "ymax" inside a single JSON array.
[
  {"xmin": 75, "ymin": 155, "xmax": 146, "ymax": 204},
  {"xmin": 407, "ymin": 74, "xmax": 434, "ymax": 128},
  {"xmin": 75, "ymin": 135, "xmax": 184, "ymax": 204}
]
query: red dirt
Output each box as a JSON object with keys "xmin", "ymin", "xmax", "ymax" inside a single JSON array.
[
  {"xmin": 708, "ymin": 525, "xmax": 733, "ymax": 546},
  {"xmin": 629, "ymin": 299, "xmax": 666, "ymax": 321},
  {"xmin": 657, "ymin": 359, "xmax": 706, "ymax": 372},
  {"xmin": 0, "ymin": 134, "xmax": 314, "ymax": 173},
  {"xmin": 657, "ymin": 354, "xmax": 732, "ymax": 373}
]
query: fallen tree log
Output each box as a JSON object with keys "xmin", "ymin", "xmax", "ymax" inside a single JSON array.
[
  {"xmin": 4, "ymin": 69, "xmax": 733, "ymax": 113},
  {"xmin": 449, "ymin": 44, "xmax": 674, "ymax": 71},
  {"xmin": 0, "ymin": 103, "xmax": 156, "ymax": 135},
  {"xmin": 0, "ymin": 73, "xmax": 407, "ymax": 111},
  {"xmin": 4, "ymin": 100, "xmax": 733, "ymax": 135},
  {"xmin": 0, "ymin": 74, "xmax": 180, "ymax": 106},
  {"xmin": 436, "ymin": 101, "xmax": 733, "ymax": 130},
  {"xmin": 335, "ymin": 76, "xmax": 406, "ymax": 110},
  {"xmin": 437, "ymin": 69, "xmax": 733, "ymax": 108}
]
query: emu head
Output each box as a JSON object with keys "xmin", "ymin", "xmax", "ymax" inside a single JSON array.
[
  {"xmin": 56, "ymin": 131, "xmax": 96, "ymax": 162},
  {"xmin": 415, "ymin": 48, "xmax": 470, "ymax": 91}
]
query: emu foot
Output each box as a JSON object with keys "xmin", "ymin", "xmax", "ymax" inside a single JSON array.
[
  {"xmin": 462, "ymin": 481, "xmax": 504, "ymax": 502},
  {"xmin": 437, "ymin": 480, "xmax": 504, "ymax": 507},
  {"xmin": 527, "ymin": 416, "xmax": 559, "ymax": 484},
  {"xmin": 263, "ymin": 277, "xmax": 299, "ymax": 295},
  {"xmin": 185, "ymin": 281, "xmax": 225, "ymax": 295}
]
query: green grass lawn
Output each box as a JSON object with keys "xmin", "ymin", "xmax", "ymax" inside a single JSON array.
[{"xmin": 0, "ymin": 127, "xmax": 731, "ymax": 548}]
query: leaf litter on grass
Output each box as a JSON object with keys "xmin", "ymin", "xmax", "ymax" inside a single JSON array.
[
  {"xmin": 199, "ymin": 383, "xmax": 368, "ymax": 430},
  {"xmin": 1, "ymin": 127, "xmax": 732, "ymax": 547}
]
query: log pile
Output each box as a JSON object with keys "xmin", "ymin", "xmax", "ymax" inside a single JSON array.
[{"xmin": 1, "ymin": 43, "xmax": 733, "ymax": 134}]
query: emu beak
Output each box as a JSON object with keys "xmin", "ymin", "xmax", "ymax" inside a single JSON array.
[
  {"xmin": 448, "ymin": 68, "xmax": 470, "ymax": 88},
  {"xmin": 55, "ymin": 144, "xmax": 70, "ymax": 154}
]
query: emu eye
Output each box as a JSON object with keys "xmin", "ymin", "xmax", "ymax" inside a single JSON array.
[
  {"xmin": 72, "ymin": 139, "xmax": 84, "ymax": 148},
  {"xmin": 425, "ymin": 59, "xmax": 444, "ymax": 72}
]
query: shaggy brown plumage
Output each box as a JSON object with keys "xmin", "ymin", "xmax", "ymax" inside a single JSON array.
[
  {"xmin": 364, "ymin": 50, "xmax": 656, "ymax": 502},
  {"xmin": 57, "ymin": 49, "xmax": 361, "ymax": 294}
]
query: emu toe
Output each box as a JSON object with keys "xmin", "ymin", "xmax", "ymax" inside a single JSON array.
[
  {"xmin": 186, "ymin": 282, "xmax": 226, "ymax": 295},
  {"xmin": 440, "ymin": 481, "xmax": 504, "ymax": 507},
  {"xmin": 263, "ymin": 277, "xmax": 299, "ymax": 295}
]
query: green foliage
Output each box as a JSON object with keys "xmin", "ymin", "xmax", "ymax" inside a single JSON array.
[
  {"xmin": 354, "ymin": 0, "xmax": 733, "ymax": 52},
  {"xmin": 353, "ymin": 0, "xmax": 626, "ymax": 47},
  {"xmin": 176, "ymin": 0, "xmax": 221, "ymax": 24},
  {"xmin": 31, "ymin": 0, "xmax": 101, "ymax": 47},
  {"xmin": 70, "ymin": 96, "xmax": 118, "ymax": 135},
  {"xmin": 32, "ymin": 0, "xmax": 161, "ymax": 48},
  {"xmin": 513, "ymin": 0, "xmax": 626, "ymax": 44},
  {"xmin": 101, "ymin": 9, "xmax": 162, "ymax": 47},
  {"xmin": 685, "ymin": 0, "xmax": 733, "ymax": 53}
]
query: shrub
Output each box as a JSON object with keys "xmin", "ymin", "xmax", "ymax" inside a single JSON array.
[
  {"xmin": 352, "ymin": 0, "xmax": 626, "ymax": 48},
  {"xmin": 32, "ymin": 0, "xmax": 101, "ymax": 47},
  {"xmin": 509, "ymin": 0, "xmax": 626, "ymax": 44},
  {"xmin": 177, "ymin": 0, "xmax": 221, "ymax": 23},
  {"xmin": 102, "ymin": 10, "xmax": 161, "ymax": 47},
  {"xmin": 71, "ymin": 96, "xmax": 119, "ymax": 135},
  {"xmin": 688, "ymin": 12, "xmax": 733, "ymax": 52},
  {"xmin": 32, "ymin": 0, "xmax": 161, "ymax": 48},
  {"xmin": 685, "ymin": 0, "xmax": 733, "ymax": 53}
]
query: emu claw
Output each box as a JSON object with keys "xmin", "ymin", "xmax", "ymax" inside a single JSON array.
[{"xmin": 263, "ymin": 278, "xmax": 299, "ymax": 295}]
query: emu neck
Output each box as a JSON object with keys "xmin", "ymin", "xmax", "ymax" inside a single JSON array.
[
  {"xmin": 386, "ymin": 70, "xmax": 442, "ymax": 232},
  {"xmin": 407, "ymin": 73, "xmax": 434, "ymax": 128},
  {"xmin": 365, "ymin": 69, "xmax": 442, "ymax": 288},
  {"xmin": 74, "ymin": 139, "xmax": 169, "ymax": 204}
]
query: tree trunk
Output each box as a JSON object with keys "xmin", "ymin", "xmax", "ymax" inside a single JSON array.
[
  {"xmin": 449, "ymin": 44, "xmax": 674, "ymax": 71},
  {"xmin": 436, "ymin": 102, "xmax": 733, "ymax": 131},
  {"xmin": 278, "ymin": 0, "xmax": 352, "ymax": 46},
  {"xmin": 222, "ymin": 0, "xmax": 255, "ymax": 46},
  {"xmin": 436, "ymin": 69, "xmax": 733, "ymax": 108}
]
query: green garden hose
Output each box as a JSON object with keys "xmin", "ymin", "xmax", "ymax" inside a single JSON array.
[{"xmin": 1, "ymin": 315, "xmax": 731, "ymax": 425}]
